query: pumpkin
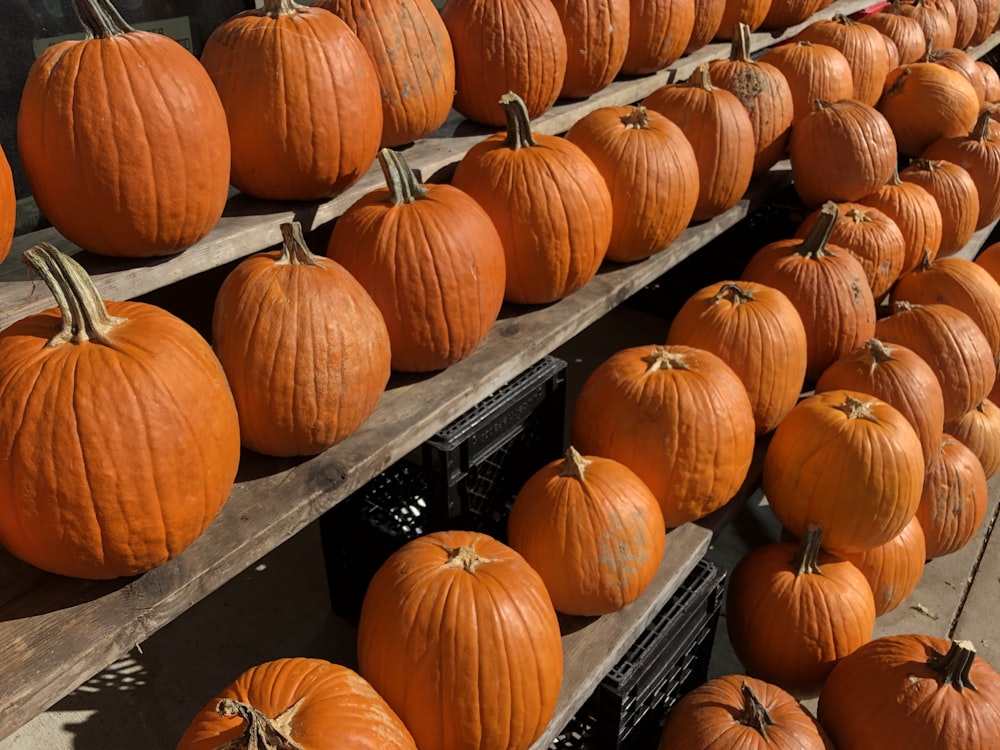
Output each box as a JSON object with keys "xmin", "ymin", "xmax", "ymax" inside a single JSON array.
[
  {"xmin": 815, "ymin": 338, "xmax": 945, "ymax": 469},
  {"xmin": 976, "ymin": 239, "xmax": 1000, "ymax": 281},
  {"xmin": 758, "ymin": 42, "xmax": 854, "ymax": 126},
  {"xmin": 794, "ymin": 203, "xmax": 906, "ymax": 299},
  {"xmin": 944, "ymin": 398, "xmax": 1000, "ymax": 477},
  {"xmin": 571, "ymin": 345, "xmax": 756, "ymax": 528},
  {"xmin": 716, "ymin": 0, "xmax": 773, "ymax": 40},
  {"xmin": 841, "ymin": 515, "xmax": 926, "ymax": 616},
  {"xmin": 666, "ymin": 280, "xmax": 808, "ymax": 435},
  {"xmin": 818, "ymin": 636, "xmax": 1000, "ymax": 749},
  {"xmin": 917, "ymin": 435, "xmax": 989, "ymax": 558},
  {"xmin": 951, "ymin": 0, "xmax": 979, "ymax": 47},
  {"xmin": 620, "ymin": 0, "xmax": 695, "ymax": 75},
  {"xmin": 741, "ymin": 202, "xmax": 877, "ymax": 383},
  {"xmin": 922, "ymin": 110, "xmax": 1000, "ymax": 230},
  {"xmin": 877, "ymin": 61, "xmax": 980, "ymax": 157},
  {"xmin": 899, "ymin": 0, "xmax": 959, "ymax": 47},
  {"xmin": 927, "ymin": 45, "xmax": 987, "ymax": 105},
  {"xmin": 176, "ymin": 658, "xmax": 417, "ymax": 750},
  {"xmin": 506, "ymin": 446, "xmax": 666, "ymax": 616},
  {"xmin": 876, "ymin": 301, "xmax": 996, "ymax": 422},
  {"xmin": 978, "ymin": 61, "xmax": 1000, "ymax": 100},
  {"xmin": 642, "ymin": 64, "xmax": 755, "ymax": 222},
  {"xmin": 686, "ymin": 0, "xmax": 727, "ymax": 54},
  {"xmin": 881, "ymin": 32, "xmax": 901, "ymax": 71},
  {"xmin": 658, "ymin": 675, "xmax": 833, "ymax": 749},
  {"xmin": 726, "ymin": 525, "xmax": 877, "ymax": 696},
  {"xmin": 762, "ymin": 389, "xmax": 924, "ymax": 552},
  {"xmin": 17, "ymin": 0, "xmax": 230, "ymax": 257},
  {"xmin": 329, "ymin": 148, "xmax": 506, "ymax": 372},
  {"xmin": 970, "ymin": 0, "xmax": 1000, "ymax": 44},
  {"xmin": 551, "ymin": 0, "xmax": 630, "ymax": 99},
  {"xmin": 0, "ymin": 244, "xmax": 241, "ymax": 579},
  {"xmin": 316, "ymin": 0, "xmax": 455, "ymax": 148},
  {"xmin": 440, "ymin": 0, "xmax": 567, "ymax": 126},
  {"xmin": 212, "ymin": 222, "xmax": 391, "ymax": 456},
  {"xmin": 859, "ymin": 1, "xmax": 931, "ymax": 64},
  {"xmin": 201, "ymin": 1, "xmax": 383, "ymax": 202},
  {"xmin": 857, "ymin": 168, "xmax": 944, "ymax": 273},
  {"xmin": 564, "ymin": 105, "xmax": 699, "ymax": 263},
  {"xmin": 356, "ymin": 530, "xmax": 563, "ymax": 750},
  {"xmin": 761, "ymin": 0, "xmax": 829, "ymax": 30},
  {"xmin": 0, "ymin": 145, "xmax": 13, "ymax": 264},
  {"xmin": 451, "ymin": 92, "xmax": 612, "ymax": 305},
  {"xmin": 708, "ymin": 22, "xmax": 795, "ymax": 176},
  {"xmin": 793, "ymin": 13, "xmax": 890, "ymax": 106},
  {"xmin": 898, "ymin": 158, "xmax": 979, "ymax": 257}
]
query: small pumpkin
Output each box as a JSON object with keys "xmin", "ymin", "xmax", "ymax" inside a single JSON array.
[
  {"xmin": 944, "ymin": 398, "xmax": 1000, "ymax": 477},
  {"xmin": 898, "ymin": 0, "xmax": 959, "ymax": 47},
  {"xmin": 917, "ymin": 435, "xmax": 989, "ymax": 558},
  {"xmin": 898, "ymin": 158, "xmax": 979, "ymax": 257},
  {"xmin": 857, "ymin": 168, "xmax": 944, "ymax": 273},
  {"xmin": 551, "ymin": 0, "xmax": 630, "ymax": 99},
  {"xmin": 859, "ymin": 1, "xmax": 931, "ymax": 64},
  {"xmin": 841, "ymin": 515, "xmax": 926, "ymax": 616},
  {"xmin": 758, "ymin": 41, "xmax": 854, "ymax": 126},
  {"xmin": 793, "ymin": 13, "xmax": 890, "ymax": 106},
  {"xmin": 620, "ymin": 0, "xmax": 695, "ymax": 75}
]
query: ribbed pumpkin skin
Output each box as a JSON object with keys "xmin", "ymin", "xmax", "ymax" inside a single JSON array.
[
  {"xmin": 441, "ymin": 0, "xmax": 567, "ymax": 126},
  {"xmin": 716, "ymin": 0, "xmax": 774, "ymax": 39},
  {"xmin": 899, "ymin": 159, "xmax": 979, "ymax": 256},
  {"xmin": 666, "ymin": 281, "xmax": 808, "ymax": 435},
  {"xmin": 17, "ymin": 11, "xmax": 230, "ymax": 258},
  {"xmin": 176, "ymin": 658, "xmax": 417, "ymax": 750},
  {"xmin": 726, "ymin": 532, "xmax": 876, "ymax": 696},
  {"xmin": 795, "ymin": 203, "xmax": 906, "ymax": 299},
  {"xmin": 818, "ymin": 635, "xmax": 1000, "ymax": 749},
  {"xmin": 564, "ymin": 106, "xmax": 699, "ymax": 263},
  {"xmin": 357, "ymin": 530, "xmax": 563, "ymax": 750},
  {"xmin": 758, "ymin": 42, "xmax": 854, "ymax": 126},
  {"xmin": 841, "ymin": 515, "xmax": 925, "ymax": 616},
  {"xmin": 761, "ymin": 0, "xmax": 829, "ymax": 30},
  {"xmin": 815, "ymin": 339, "xmax": 945, "ymax": 469},
  {"xmin": 621, "ymin": 0, "xmax": 695, "ymax": 75},
  {"xmin": 329, "ymin": 155, "xmax": 506, "ymax": 372},
  {"xmin": 686, "ymin": 0, "xmax": 726, "ymax": 53},
  {"xmin": 571, "ymin": 345, "xmax": 756, "ymax": 528},
  {"xmin": 859, "ymin": 6, "xmax": 929, "ymax": 64},
  {"xmin": 316, "ymin": 0, "xmax": 455, "ymax": 148},
  {"xmin": 976, "ymin": 240, "xmax": 1000, "ymax": 282},
  {"xmin": 789, "ymin": 100, "xmax": 897, "ymax": 208},
  {"xmin": 950, "ymin": 0, "xmax": 978, "ymax": 46},
  {"xmin": 918, "ymin": 435, "xmax": 989, "ymax": 558},
  {"xmin": 212, "ymin": 232, "xmax": 392, "ymax": 457},
  {"xmin": 858, "ymin": 174, "xmax": 943, "ymax": 273},
  {"xmin": 876, "ymin": 302, "xmax": 997, "ymax": 423},
  {"xmin": 971, "ymin": 0, "xmax": 1000, "ymax": 44},
  {"xmin": 658, "ymin": 675, "xmax": 832, "ymax": 749},
  {"xmin": 932, "ymin": 47, "xmax": 986, "ymax": 104},
  {"xmin": 762, "ymin": 389, "xmax": 925, "ymax": 552},
  {"xmin": 551, "ymin": 0, "xmax": 630, "ymax": 99},
  {"xmin": 642, "ymin": 65, "xmax": 755, "ymax": 222},
  {"xmin": 794, "ymin": 15, "xmax": 890, "ymax": 106},
  {"xmin": 945, "ymin": 398, "xmax": 1000, "ymax": 477},
  {"xmin": 200, "ymin": 4, "xmax": 381, "ymax": 202},
  {"xmin": 507, "ymin": 449, "xmax": 666, "ymax": 616},
  {"xmin": 0, "ymin": 146, "xmax": 13, "ymax": 263},
  {"xmin": 979, "ymin": 61, "xmax": 1000, "ymax": 99},
  {"xmin": 899, "ymin": 0, "xmax": 958, "ymax": 47},
  {"xmin": 923, "ymin": 113, "xmax": 1000, "ymax": 229}
]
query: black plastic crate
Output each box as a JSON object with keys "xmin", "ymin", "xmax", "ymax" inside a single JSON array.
[
  {"xmin": 319, "ymin": 356, "xmax": 567, "ymax": 624},
  {"xmin": 549, "ymin": 559, "xmax": 727, "ymax": 750}
]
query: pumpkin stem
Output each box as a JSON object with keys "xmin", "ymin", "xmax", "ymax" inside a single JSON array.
[
  {"xmin": 559, "ymin": 446, "xmax": 592, "ymax": 480},
  {"xmin": 713, "ymin": 282, "xmax": 756, "ymax": 306},
  {"xmin": 215, "ymin": 697, "xmax": 307, "ymax": 750},
  {"xmin": 796, "ymin": 201, "xmax": 839, "ymax": 259},
  {"xmin": 790, "ymin": 524, "xmax": 825, "ymax": 576},
  {"xmin": 444, "ymin": 545, "xmax": 493, "ymax": 573},
  {"xmin": 831, "ymin": 394, "xmax": 880, "ymax": 423},
  {"xmin": 845, "ymin": 207, "xmax": 871, "ymax": 224},
  {"xmin": 972, "ymin": 109, "xmax": 994, "ymax": 143},
  {"xmin": 277, "ymin": 222, "xmax": 323, "ymax": 267},
  {"xmin": 22, "ymin": 243, "xmax": 125, "ymax": 348},
  {"xmin": 378, "ymin": 148, "xmax": 429, "ymax": 205},
  {"xmin": 888, "ymin": 164, "xmax": 904, "ymax": 186},
  {"xmin": 832, "ymin": 12, "xmax": 854, "ymax": 25},
  {"xmin": 687, "ymin": 63, "xmax": 715, "ymax": 91},
  {"xmin": 642, "ymin": 346, "xmax": 689, "ymax": 372},
  {"xmin": 864, "ymin": 338, "xmax": 896, "ymax": 371},
  {"xmin": 621, "ymin": 106, "xmax": 651, "ymax": 130},
  {"xmin": 738, "ymin": 682, "xmax": 776, "ymax": 737},
  {"xmin": 260, "ymin": 0, "xmax": 303, "ymax": 16},
  {"xmin": 911, "ymin": 158, "xmax": 940, "ymax": 173},
  {"xmin": 887, "ymin": 66, "xmax": 911, "ymax": 96},
  {"xmin": 892, "ymin": 299, "xmax": 917, "ymax": 314},
  {"xmin": 500, "ymin": 92, "xmax": 538, "ymax": 150},
  {"xmin": 70, "ymin": 0, "xmax": 134, "ymax": 37},
  {"xmin": 927, "ymin": 640, "xmax": 980, "ymax": 692},
  {"xmin": 729, "ymin": 22, "xmax": 753, "ymax": 63},
  {"xmin": 915, "ymin": 248, "xmax": 935, "ymax": 271},
  {"xmin": 921, "ymin": 36, "xmax": 934, "ymax": 63}
]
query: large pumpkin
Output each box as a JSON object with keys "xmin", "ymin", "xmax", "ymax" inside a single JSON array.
[
  {"xmin": 564, "ymin": 105, "xmax": 699, "ymax": 263},
  {"xmin": 621, "ymin": 0, "xmax": 696, "ymax": 75},
  {"xmin": 451, "ymin": 92, "xmax": 612, "ymax": 305},
  {"xmin": 686, "ymin": 0, "xmax": 726, "ymax": 54},
  {"xmin": 316, "ymin": 0, "xmax": 455, "ymax": 147},
  {"xmin": 758, "ymin": 41, "xmax": 854, "ymax": 126},
  {"xmin": 818, "ymin": 635, "xmax": 1000, "ymax": 749},
  {"xmin": 212, "ymin": 222, "xmax": 391, "ymax": 457},
  {"xmin": 898, "ymin": 158, "xmax": 979, "ymax": 257},
  {"xmin": 945, "ymin": 398, "xmax": 1000, "ymax": 477},
  {"xmin": 507, "ymin": 446, "xmax": 666, "ymax": 616},
  {"xmin": 0, "ymin": 145, "xmax": 13, "ymax": 264},
  {"xmin": 762, "ymin": 389, "xmax": 924, "ymax": 553},
  {"xmin": 917, "ymin": 435, "xmax": 989, "ymax": 558},
  {"xmin": 176, "ymin": 658, "xmax": 417, "ymax": 750},
  {"xmin": 841, "ymin": 515, "xmax": 926, "ymax": 616},
  {"xmin": 858, "ymin": 168, "xmax": 944, "ymax": 273},
  {"xmin": 357, "ymin": 530, "xmax": 563, "ymax": 750},
  {"xmin": 0, "ymin": 244, "xmax": 241, "ymax": 579},
  {"xmin": 571, "ymin": 345, "xmax": 756, "ymax": 527},
  {"xmin": 17, "ymin": 0, "xmax": 230, "ymax": 257},
  {"xmin": 793, "ymin": 13, "xmax": 890, "ymax": 106},
  {"xmin": 550, "ymin": 0, "xmax": 630, "ymax": 99},
  {"xmin": 898, "ymin": 0, "xmax": 959, "ymax": 47},
  {"xmin": 329, "ymin": 148, "xmax": 506, "ymax": 372}
]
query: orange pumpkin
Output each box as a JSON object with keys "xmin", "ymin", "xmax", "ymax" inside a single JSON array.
[
  {"xmin": 716, "ymin": 0, "xmax": 774, "ymax": 40},
  {"xmin": 859, "ymin": 1, "xmax": 931, "ymax": 64},
  {"xmin": 841, "ymin": 515, "xmax": 926, "ymax": 616},
  {"xmin": 621, "ymin": 0, "xmax": 696, "ymax": 75},
  {"xmin": 970, "ymin": 0, "xmax": 1000, "ymax": 45},
  {"xmin": 976, "ymin": 239, "xmax": 1000, "ymax": 281},
  {"xmin": 918, "ymin": 435, "xmax": 989, "ymax": 558},
  {"xmin": 794, "ymin": 13, "xmax": 890, "ymax": 106},
  {"xmin": 17, "ymin": 0, "xmax": 230, "ymax": 257},
  {"xmin": 758, "ymin": 41, "xmax": 854, "ymax": 126},
  {"xmin": 950, "ymin": 0, "xmax": 979, "ymax": 47},
  {"xmin": 944, "ymin": 398, "xmax": 1000, "ymax": 477},
  {"xmin": 858, "ymin": 168, "xmax": 944, "ymax": 273},
  {"xmin": 899, "ymin": 158, "xmax": 979, "ymax": 256},
  {"xmin": 0, "ymin": 145, "xmax": 13, "ymax": 264},
  {"xmin": 551, "ymin": 0, "xmax": 630, "ymax": 99},
  {"xmin": 899, "ymin": 0, "xmax": 959, "ymax": 47},
  {"xmin": 686, "ymin": 0, "xmax": 727, "ymax": 54},
  {"xmin": 928, "ymin": 46, "xmax": 987, "ymax": 105},
  {"xmin": 977, "ymin": 61, "xmax": 1000, "ymax": 100},
  {"xmin": 761, "ymin": 0, "xmax": 829, "ymax": 30},
  {"xmin": 176, "ymin": 658, "xmax": 417, "ymax": 749},
  {"xmin": 0, "ymin": 244, "xmax": 241, "ymax": 579}
]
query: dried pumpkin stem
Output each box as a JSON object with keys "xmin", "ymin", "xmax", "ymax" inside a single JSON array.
[
  {"xmin": 379, "ymin": 148, "xmax": 429, "ymax": 205},
  {"xmin": 71, "ymin": 0, "xmax": 134, "ymax": 37},
  {"xmin": 864, "ymin": 338, "xmax": 895, "ymax": 371},
  {"xmin": 22, "ymin": 243, "xmax": 124, "ymax": 348},
  {"xmin": 642, "ymin": 346, "xmax": 689, "ymax": 372},
  {"xmin": 500, "ymin": 92, "xmax": 537, "ymax": 149},
  {"xmin": 730, "ymin": 22, "xmax": 753, "ymax": 63},
  {"xmin": 559, "ymin": 446, "xmax": 592, "ymax": 480},
  {"xmin": 714, "ymin": 283, "xmax": 756, "ymax": 306},
  {"xmin": 927, "ymin": 640, "xmax": 979, "ymax": 692},
  {"xmin": 216, "ymin": 698, "xmax": 307, "ymax": 750},
  {"xmin": 261, "ymin": 0, "xmax": 303, "ymax": 16},
  {"xmin": 797, "ymin": 201, "xmax": 839, "ymax": 259},
  {"xmin": 444, "ymin": 545, "xmax": 493, "ymax": 573},
  {"xmin": 791, "ymin": 524, "xmax": 824, "ymax": 576},
  {"xmin": 739, "ymin": 682, "xmax": 776, "ymax": 737},
  {"xmin": 688, "ymin": 63, "xmax": 714, "ymax": 91},
  {"xmin": 973, "ymin": 110, "xmax": 994, "ymax": 143},
  {"xmin": 845, "ymin": 207, "xmax": 871, "ymax": 224},
  {"xmin": 831, "ymin": 395, "xmax": 880, "ymax": 423},
  {"xmin": 621, "ymin": 106, "xmax": 650, "ymax": 130},
  {"xmin": 915, "ymin": 249, "xmax": 936, "ymax": 271},
  {"xmin": 277, "ymin": 222, "xmax": 323, "ymax": 267}
]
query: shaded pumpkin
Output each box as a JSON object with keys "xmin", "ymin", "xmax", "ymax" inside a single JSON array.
[
  {"xmin": 760, "ymin": 0, "xmax": 829, "ymax": 30},
  {"xmin": 716, "ymin": 0, "xmax": 773, "ymax": 40},
  {"xmin": 970, "ymin": 0, "xmax": 1000, "ymax": 44},
  {"xmin": 758, "ymin": 41, "xmax": 854, "ymax": 126},
  {"xmin": 793, "ymin": 13, "xmax": 890, "ymax": 106},
  {"xmin": 898, "ymin": 0, "xmax": 958, "ymax": 47},
  {"xmin": 917, "ymin": 435, "xmax": 989, "ymax": 558},
  {"xmin": 686, "ymin": 0, "xmax": 727, "ymax": 54},
  {"xmin": 898, "ymin": 158, "xmax": 979, "ymax": 257},
  {"xmin": 859, "ymin": 1, "xmax": 931, "ymax": 64},
  {"xmin": 881, "ymin": 31, "xmax": 901, "ymax": 70},
  {"xmin": 328, "ymin": 148, "xmax": 506, "ymax": 372},
  {"xmin": 0, "ymin": 244, "xmax": 241, "ymax": 579},
  {"xmin": 571, "ymin": 345, "xmax": 756, "ymax": 528},
  {"xmin": 175, "ymin": 658, "xmax": 417, "ymax": 750},
  {"xmin": 978, "ymin": 61, "xmax": 1000, "ymax": 100},
  {"xmin": 507, "ymin": 446, "xmax": 666, "ymax": 616},
  {"xmin": 551, "ymin": 0, "xmax": 630, "ymax": 99},
  {"xmin": 620, "ymin": 0, "xmax": 695, "ymax": 75},
  {"xmin": 840, "ymin": 515, "xmax": 926, "ymax": 616},
  {"xmin": 950, "ymin": 0, "xmax": 979, "ymax": 47},
  {"xmin": 976, "ymin": 239, "xmax": 1000, "ymax": 282},
  {"xmin": 0, "ymin": 145, "xmax": 13, "ymax": 264},
  {"xmin": 944, "ymin": 398, "xmax": 1000, "ymax": 477}
]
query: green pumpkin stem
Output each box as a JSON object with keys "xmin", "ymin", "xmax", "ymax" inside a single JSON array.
[
  {"xmin": 559, "ymin": 446, "xmax": 592, "ymax": 480},
  {"xmin": 797, "ymin": 201, "xmax": 839, "ymax": 259},
  {"xmin": 739, "ymin": 682, "xmax": 776, "ymax": 737},
  {"xmin": 379, "ymin": 148, "xmax": 429, "ymax": 205},
  {"xmin": 500, "ymin": 92, "xmax": 538, "ymax": 150},
  {"xmin": 278, "ymin": 222, "xmax": 323, "ymax": 267},
  {"xmin": 22, "ymin": 243, "xmax": 124, "ymax": 348},
  {"xmin": 714, "ymin": 283, "xmax": 756, "ymax": 306},
  {"xmin": 927, "ymin": 640, "xmax": 980, "ymax": 692},
  {"xmin": 729, "ymin": 22, "xmax": 753, "ymax": 63},
  {"xmin": 643, "ymin": 346, "xmax": 690, "ymax": 372},
  {"xmin": 791, "ymin": 524, "xmax": 824, "ymax": 576},
  {"xmin": 621, "ymin": 106, "xmax": 651, "ymax": 130},
  {"xmin": 216, "ymin": 698, "xmax": 307, "ymax": 750},
  {"xmin": 71, "ymin": 0, "xmax": 134, "ymax": 37}
]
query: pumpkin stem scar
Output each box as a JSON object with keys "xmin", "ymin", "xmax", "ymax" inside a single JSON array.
[
  {"xmin": 443, "ymin": 544, "xmax": 495, "ymax": 573},
  {"xmin": 216, "ymin": 697, "xmax": 307, "ymax": 750},
  {"xmin": 620, "ymin": 106, "xmax": 650, "ymax": 130},
  {"xmin": 927, "ymin": 640, "xmax": 980, "ymax": 692},
  {"xmin": 831, "ymin": 395, "xmax": 880, "ymax": 423},
  {"xmin": 642, "ymin": 346, "xmax": 689, "ymax": 372},
  {"xmin": 738, "ymin": 681, "xmax": 776, "ymax": 737},
  {"xmin": 791, "ymin": 524, "xmax": 825, "ymax": 577},
  {"xmin": 559, "ymin": 446, "xmax": 592, "ymax": 480}
]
